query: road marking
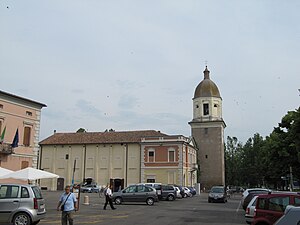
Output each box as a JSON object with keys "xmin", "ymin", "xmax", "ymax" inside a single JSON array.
[
  {"xmin": 41, "ymin": 220, "xmax": 60, "ymax": 224},
  {"xmin": 236, "ymin": 200, "xmax": 242, "ymax": 213},
  {"xmin": 78, "ymin": 220, "xmax": 103, "ymax": 224},
  {"xmin": 111, "ymin": 215, "xmax": 128, "ymax": 219}
]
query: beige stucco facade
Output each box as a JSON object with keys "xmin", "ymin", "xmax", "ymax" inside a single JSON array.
[
  {"xmin": 0, "ymin": 91, "xmax": 46, "ymax": 178},
  {"xmin": 39, "ymin": 131, "xmax": 198, "ymax": 191},
  {"xmin": 40, "ymin": 143, "xmax": 141, "ymax": 190}
]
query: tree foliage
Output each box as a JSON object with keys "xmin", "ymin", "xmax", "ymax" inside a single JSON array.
[{"xmin": 225, "ymin": 107, "xmax": 300, "ymax": 188}]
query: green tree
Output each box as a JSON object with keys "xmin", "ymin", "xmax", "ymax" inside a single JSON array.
[{"xmin": 76, "ymin": 128, "xmax": 86, "ymax": 133}]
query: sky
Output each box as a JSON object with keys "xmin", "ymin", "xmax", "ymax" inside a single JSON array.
[{"xmin": 1, "ymin": 0, "xmax": 299, "ymax": 144}]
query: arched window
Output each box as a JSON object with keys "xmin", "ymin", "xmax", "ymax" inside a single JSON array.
[{"xmin": 203, "ymin": 103, "xmax": 209, "ymax": 115}]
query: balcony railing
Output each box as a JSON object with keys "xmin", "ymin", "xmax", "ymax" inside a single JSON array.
[{"xmin": 0, "ymin": 143, "xmax": 14, "ymax": 154}]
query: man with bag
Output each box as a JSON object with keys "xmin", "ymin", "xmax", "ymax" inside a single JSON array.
[{"xmin": 57, "ymin": 185, "xmax": 78, "ymax": 225}]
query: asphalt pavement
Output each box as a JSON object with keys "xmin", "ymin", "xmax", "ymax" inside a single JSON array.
[{"xmin": 39, "ymin": 191, "xmax": 246, "ymax": 225}]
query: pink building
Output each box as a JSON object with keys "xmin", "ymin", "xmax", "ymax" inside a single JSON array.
[{"xmin": 0, "ymin": 90, "xmax": 46, "ymax": 173}]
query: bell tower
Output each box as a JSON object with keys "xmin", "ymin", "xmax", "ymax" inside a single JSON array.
[{"xmin": 189, "ymin": 66, "xmax": 226, "ymax": 190}]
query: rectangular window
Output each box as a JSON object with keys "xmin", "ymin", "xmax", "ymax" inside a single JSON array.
[
  {"xmin": 168, "ymin": 150, "xmax": 175, "ymax": 162},
  {"xmin": 0, "ymin": 185, "xmax": 19, "ymax": 198},
  {"xmin": 21, "ymin": 187, "xmax": 29, "ymax": 198},
  {"xmin": 148, "ymin": 150, "xmax": 155, "ymax": 162},
  {"xmin": 203, "ymin": 103, "xmax": 209, "ymax": 115},
  {"xmin": 147, "ymin": 179, "xmax": 155, "ymax": 183},
  {"xmin": 21, "ymin": 161, "xmax": 29, "ymax": 169},
  {"xmin": 0, "ymin": 104, "xmax": 3, "ymax": 109},
  {"xmin": 268, "ymin": 197, "xmax": 289, "ymax": 212},
  {"xmin": 23, "ymin": 127, "xmax": 31, "ymax": 146}
]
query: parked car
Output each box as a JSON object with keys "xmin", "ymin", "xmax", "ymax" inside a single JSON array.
[
  {"xmin": 80, "ymin": 184, "xmax": 100, "ymax": 193},
  {"xmin": 187, "ymin": 187, "xmax": 196, "ymax": 196},
  {"xmin": 174, "ymin": 187, "xmax": 182, "ymax": 199},
  {"xmin": 160, "ymin": 185, "xmax": 176, "ymax": 201},
  {"xmin": 241, "ymin": 188, "xmax": 270, "ymax": 208},
  {"xmin": 0, "ymin": 184, "xmax": 46, "ymax": 225},
  {"xmin": 274, "ymin": 206, "xmax": 300, "ymax": 225},
  {"xmin": 245, "ymin": 195, "xmax": 258, "ymax": 224},
  {"xmin": 242, "ymin": 189, "xmax": 270, "ymax": 210},
  {"xmin": 252, "ymin": 192, "xmax": 300, "ymax": 225},
  {"xmin": 141, "ymin": 183, "xmax": 162, "ymax": 199},
  {"xmin": 183, "ymin": 187, "xmax": 192, "ymax": 198},
  {"xmin": 171, "ymin": 184, "xmax": 185, "ymax": 198},
  {"xmin": 208, "ymin": 186, "xmax": 227, "ymax": 203},
  {"xmin": 113, "ymin": 184, "xmax": 159, "ymax": 205}
]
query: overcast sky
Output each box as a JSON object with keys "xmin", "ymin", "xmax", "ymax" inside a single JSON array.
[{"xmin": 1, "ymin": 1, "xmax": 299, "ymax": 143}]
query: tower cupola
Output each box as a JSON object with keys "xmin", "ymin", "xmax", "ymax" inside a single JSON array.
[{"xmin": 194, "ymin": 66, "xmax": 221, "ymax": 99}]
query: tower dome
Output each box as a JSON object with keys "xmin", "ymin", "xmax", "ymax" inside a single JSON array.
[{"xmin": 194, "ymin": 66, "xmax": 221, "ymax": 99}]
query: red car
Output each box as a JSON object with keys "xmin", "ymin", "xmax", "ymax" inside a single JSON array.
[{"xmin": 251, "ymin": 192, "xmax": 300, "ymax": 225}]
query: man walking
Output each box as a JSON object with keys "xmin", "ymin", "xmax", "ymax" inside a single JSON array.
[
  {"xmin": 57, "ymin": 185, "xmax": 78, "ymax": 225},
  {"xmin": 103, "ymin": 184, "xmax": 116, "ymax": 210}
]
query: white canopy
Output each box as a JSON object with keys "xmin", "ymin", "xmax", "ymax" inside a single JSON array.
[
  {"xmin": 0, "ymin": 167, "xmax": 59, "ymax": 181},
  {"xmin": 0, "ymin": 167, "xmax": 13, "ymax": 176}
]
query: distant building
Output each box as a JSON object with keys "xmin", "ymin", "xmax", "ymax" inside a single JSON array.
[
  {"xmin": 0, "ymin": 90, "xmax": 46, "ymax": 172},
  {"xmin": 39, "ymin": 130, "xmax": 198, "ymax": 191},
  {"xmin": 189, "ymin": 67, "xmax": 226, "ymax": 190}
]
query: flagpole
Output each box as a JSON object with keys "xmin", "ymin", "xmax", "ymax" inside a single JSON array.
[{"xmin": 72, "ymin": 159, "xmax": 76, "ymax": 185}]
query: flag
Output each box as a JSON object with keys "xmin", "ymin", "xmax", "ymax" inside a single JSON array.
[
  {"xmin": 0, "ymin": 126, "xmax": 6, "ymax": 144},
  {"xmin": 11, "ymin": 128, "xmax": 19, "ymax": 148}
]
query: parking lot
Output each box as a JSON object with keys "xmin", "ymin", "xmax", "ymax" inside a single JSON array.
[{"xmin": 39, "ymin": 191, "xmax": 245, "ymax": 225}]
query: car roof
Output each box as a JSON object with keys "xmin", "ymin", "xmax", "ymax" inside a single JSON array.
[
  {"xmin": 0, "ymin": 184, "xmax": 36, "ymax": 187},
  {"xmin": 257, "ymin": 192, "xmax": 300, "ymax": 198}
]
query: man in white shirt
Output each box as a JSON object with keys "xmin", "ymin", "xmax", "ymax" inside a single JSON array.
[{"xmin": 103, "ymin": 184, "xmax": 116, "ymax": 210}]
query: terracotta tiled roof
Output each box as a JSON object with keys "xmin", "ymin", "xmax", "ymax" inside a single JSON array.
[
  {"xmin": 0, "ymin": 90, "xmax": 47, "ymax": 108},
  {"xmin": 39, "ymin": 130, "xmax": 169, "ymax": 145}
]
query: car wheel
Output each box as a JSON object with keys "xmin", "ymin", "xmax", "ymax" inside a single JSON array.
[
  {"xmin": 208, "ymin": 199, "xmax": 211, "ymax": 203},
  {"xmin": 184, "ymin": 193, "xmax": 188, "ymax": 198},
  {"xmin": 146, "ymin": 197, "xmax": 154, "ymax": 205},
  {"xmin": 13, "ymin": 212, "xmax": 31, "ymax": 225},
  {"xmin": 114, "ymin": 197, "xmax": 122, "ymax": 205},
  {"xmin": 167, "ymin": 195, "xmax": 175, "ymax": 201}
]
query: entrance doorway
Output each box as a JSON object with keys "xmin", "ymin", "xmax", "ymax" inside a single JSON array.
[
  {"xmin": 57, "ymin": 178, "xmax": 64, "ymax": 191},
  {"xmin": 110, "ymin": 178, "xmax": 124, "ymax": 192}
]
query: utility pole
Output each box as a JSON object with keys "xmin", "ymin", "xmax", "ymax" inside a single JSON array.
[{"xmin": 290, "ymin": 166, "xmax": 294, "ymax": 192}]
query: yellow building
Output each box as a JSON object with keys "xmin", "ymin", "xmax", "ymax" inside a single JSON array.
[{"xmin": 39, "ymin": 130, "xmax": 198, "ymax": 190}]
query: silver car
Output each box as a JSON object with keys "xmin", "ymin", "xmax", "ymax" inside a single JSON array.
[
  {"xmin": 0, "ymin": 184, "xmax": 46, "ymax": 225},
  {"xmin": 245, "ymin": 195, "xmax": 258, "ymax": 224},
  {"xmin": 113, "ymin": 184, "xmax": 158, "ymax": 205},
  {"xmin": 274, "ymin": 206, "xmax": 300, "ymax": 225}
]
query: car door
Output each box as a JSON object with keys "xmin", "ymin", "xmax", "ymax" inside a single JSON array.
[
  {"xmin": 0, "ymin": 185, "xmax": 20, "ymax": 223},
  {"xmin": 136, "ymin": 185, "xmax": 149, "ymax": 202},
  {"xmin": 122, "ymin": 185, "xmax": 137, "ymax": 202},
  {"xmin": 266, "ymin": 196, "xmax": 289, "ymax": 224}
]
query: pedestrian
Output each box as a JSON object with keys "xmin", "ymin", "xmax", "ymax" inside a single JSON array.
[
  {"xmin": 103, "ymin": 184, "xmax": 116, "ymax": 210},
  {"xmin": 57, "ymin": 185, "xmax": 78, "ymax": 225}
]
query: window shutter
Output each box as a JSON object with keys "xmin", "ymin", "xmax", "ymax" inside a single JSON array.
[{"xmin": 23, "ymin": 127, "xmax": 31, "ymax": 146}]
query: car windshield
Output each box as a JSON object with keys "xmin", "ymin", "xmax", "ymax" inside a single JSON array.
[{"xmin": 211, "ymin": 187, "xmax": 224, "ymax": 193}]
